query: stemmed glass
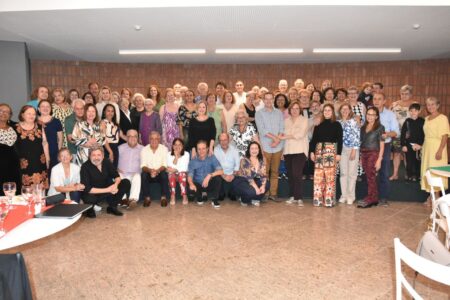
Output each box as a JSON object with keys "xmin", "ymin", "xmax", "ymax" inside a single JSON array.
[
  {"xmin": 21, "ymin": 186, "xmax": 33, "ymax": 216},
  {"xmin": 0, "ymin": 198, "xmax": 10, "ymax": 237},
  {"xmin": 33, "ymin": 184, "xmax": 44, "ymax": 213},
  {"xmin": 3, "ymin": 182, "xmax": 16, "ymax": 210}
]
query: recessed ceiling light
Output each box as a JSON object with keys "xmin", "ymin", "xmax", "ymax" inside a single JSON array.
[
  {"xmin": 313, "ymin": 48, "xmax": 401, "ymax": 53},
  {"xmin": 412, "ymin": 24, "xmax": 421, "ymax": 30},
  {"xmin": 119, "ymin": 49, "xmax": 206, "ymax": 55},
  {"xmin": 215, "ymin": 48, "xmax": 303, "ymax": 54},
  {"xmin": 134, "ymin": 25, "xmax": 142, "ymax": 31}
]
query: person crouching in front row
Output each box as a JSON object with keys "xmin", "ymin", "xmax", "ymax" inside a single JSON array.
[
  {"xmin": 80, "ymin": 146, "xmax": 131, "ymax": 218},
  {"xmin": 187, "ymin": 140, "xmax": 223, "ymax": 208},
  {"xmin": 232, "ymin": 141, "xmax": 269, "ymax": 207}
]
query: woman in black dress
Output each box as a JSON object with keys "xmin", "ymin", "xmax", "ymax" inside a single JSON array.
[
  {"xmin": 188, "ymin": 101, "xmax": 216, "ymax": 158},
  {"xmin": 118, "ymin": 97, "xmax": 133, "ymax": 144},
  {"xmin": 15, "ymin": 105, "xmax": 49, "ymax": 188},
  {"xmin": 0, "ymin": 104, "xmax": 20, "ymax": 195},
  {"xmin": 38, "ymin": 99, "xmax": 63, "ymax": 171}
]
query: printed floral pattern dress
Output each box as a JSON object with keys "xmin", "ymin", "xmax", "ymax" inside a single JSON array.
[
  {"xmin": 15, "ymin": 124, "xmax": 48, "ymax": 188},
  {"xmin": 177, "ymin": 105, "xmax": 197, "ymax": 144},
  {"xmin": 162, "ymin": 105, "xmax": 180, "ymax": 149},
  {"xmin": 72, "ymin": 121, "xmax": 105, "ymax": 166},
  {"xmin": 391, "ymin": 102, "xmax": 410, "ymax": 153},
  {"xmin": 52, "ymin": 103, "xmax": 73, "ymax": 147},
  {"xmin": 229, "ymin": 123, "xmax": 258, "ymax": 157}
]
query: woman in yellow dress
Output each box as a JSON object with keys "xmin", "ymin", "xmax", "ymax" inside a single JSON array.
[{"xmin": 420, "ymin": 97, "xmax": 449, "ymax": 202}]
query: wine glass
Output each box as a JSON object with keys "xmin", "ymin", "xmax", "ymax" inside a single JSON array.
[
  {"xmin": 0, "ymin": 199, "xmax": 10, "ymax": 237},
  {"xmin": 3, "ymin": 182, "xmax": 16, "ymax": 210},
  {"xmin": 21, "ymin": 186, "xmax": 33, "ymax": 216}
]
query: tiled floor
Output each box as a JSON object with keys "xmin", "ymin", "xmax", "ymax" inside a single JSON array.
[{"xmin": 2, "ymin": 200, "xmax": 449, "ymax": 299}]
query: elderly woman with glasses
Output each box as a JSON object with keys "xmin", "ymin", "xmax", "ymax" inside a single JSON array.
[{"xmin": 229, "ymin": 109, "xmax": 260, "ymax": 157}]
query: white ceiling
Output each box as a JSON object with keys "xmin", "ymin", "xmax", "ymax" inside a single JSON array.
[{"xmin": 0, "ymin": 3, "xmax": 449, "ymax": 63}]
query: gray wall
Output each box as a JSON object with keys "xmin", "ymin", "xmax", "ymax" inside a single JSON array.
[{"xmin": 0, "ymin": 41, "xmax": 30, "ymax": 121}]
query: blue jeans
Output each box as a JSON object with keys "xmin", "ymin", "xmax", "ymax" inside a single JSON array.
[
  {"xmin": 378, "ymin": 142, "xmax": 391, "ymax": 199},
  {"xmin": 69, "ymin": 191, "xmax": 82, "ymax": 203},
  {"xmin": 232, "ymin": 177, "xmax": 270, "ymax": 204}
]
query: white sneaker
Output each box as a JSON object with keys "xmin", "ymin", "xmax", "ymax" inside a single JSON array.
[
  {"xmin": 94, "ymin": 205, "xmax": 102, "ymax": 212},
  {"xmin": 347, "ymin": 199, "xmax": 355, "ymax": 205},
  {"xmin": 338, "ymin": 198, "xmax": 346, "ymax": 204},
  {"xmin": 240, "ymin": 201, "xmax": 248, "ymax": 207},
  {"xmin": 251, "ymin": 200, "xmax": 260, "ymax": 207},
  {"xmin": 297, "ymin": 199, "xmax": 304, "ymax": 207},
  {"xmin": 285, "ymin": 197, "xmax": 297, "ymax": 204}
]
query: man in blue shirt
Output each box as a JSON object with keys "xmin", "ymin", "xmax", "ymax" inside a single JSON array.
[
  {"xmin": 374, "ymin": 92, "xmax": 400, "ymax": 206},
  {"xmin": 255, "ymin": 92, "xmax": 285, "ymax": 202},
  {"xmin": 214, "ymin": 133, "xmax": 240, "ymax": 201},
  {"xmin": 188, "ymin": 140, "xmax": 224, "ymax": 208}
]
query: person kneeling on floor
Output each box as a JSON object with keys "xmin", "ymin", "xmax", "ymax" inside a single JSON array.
[
  {"xmin": 80, "ymin": 146, "xmax": 130, "ymax": 218},
  {"xmin": 187, "ymin": 140, "xmax": 223, "ymax": 208},
  {"xmin": 232, "ymin": 141, "xmax": 269, "ymax": 207}
]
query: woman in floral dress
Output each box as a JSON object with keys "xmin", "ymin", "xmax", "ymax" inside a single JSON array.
[
  {"xmin": 52, "ymin": 88, "xmax": 73, "ymax": 147},
  {"xmin": 15, "ymin": 105, "xmax": 50, "ymax": 188},
  {"xmin": 159, "ymin": 88, "xmax": 180, "ymax": 149}
]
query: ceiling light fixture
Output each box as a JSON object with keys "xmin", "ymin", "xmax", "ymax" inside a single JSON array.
[
  {"xmin": 313, "ymin": 48, "xmax": 401, "ymax": 53},
  {"xmin": 119, "ymin": 49, "xmax": 206, "ymax": 55},
  {"xmin": 215, "ymin": 48, "xmax": 303, "ymax": 54}
]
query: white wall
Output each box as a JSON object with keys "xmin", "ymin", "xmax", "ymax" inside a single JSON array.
[{"xmin": 0, "ymin": 41, "xmax": 30, "ymax": 121}]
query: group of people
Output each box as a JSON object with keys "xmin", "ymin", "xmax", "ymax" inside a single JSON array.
[{"xmin": 0, "ymin": 78, "xmax": 448, "ymax": 217}]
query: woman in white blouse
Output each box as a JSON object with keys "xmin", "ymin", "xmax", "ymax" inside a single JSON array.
[
  {"xmin": 167, "ymin": 138, "xmax": 190, "ymax": 205},
  {"xmin": 279, "ymin": 102, "xmax": 309, "ymax": 206},
  {"xmin": 48, "ymin": 148, "xmax": 84, "ymax": 202}
]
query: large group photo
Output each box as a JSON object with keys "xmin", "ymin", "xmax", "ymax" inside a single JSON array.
[{"xmin": 0, "ymin": 2, "xmax": 449, "ymax": 299}]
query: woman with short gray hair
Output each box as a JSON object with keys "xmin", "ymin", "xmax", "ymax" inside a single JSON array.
[{"xmin": 229, "ymin": 109, "xmax": 259, "ymax": 157}]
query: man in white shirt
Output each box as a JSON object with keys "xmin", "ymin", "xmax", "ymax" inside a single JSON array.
[
  {"xmin": 173, "ymin": 83, "xmax": 183, "ymax": 106},
  {"xmin": 233, "ymin": 81, "xmax": 247, "ymax": 106},
  {"xmin": 117, "ymin": 129, "xmax": 143, "ymax": 208},
  {"xmin": 95, "ymin": 86, "xmax": 120, "ymax": 124},
  {"xmin": 214, "ymin": 133, "xmax": 240, "ymax": 201},
  {"xmin": 140, "ymin": 131, "xmax": 170, "ymax": 207}
]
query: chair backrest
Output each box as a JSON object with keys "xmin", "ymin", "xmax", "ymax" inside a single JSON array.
[
  {"xmin": 425, "ymin": 170, "xmax": 447, "ymax": 232},
  {"xmin": 436, "ymin": 195, "xmax": 450, "ymax": 248},
  {"xmin": 416, "ymin": 231, "xmax": 450, "ymax": 265},
  {"xmin": 425, "ymin": 170, "xmax": 446, "ymax": 202},
  {"xmin": 394, "ymin": 238, "xmax": 450, "ymax": 300}
]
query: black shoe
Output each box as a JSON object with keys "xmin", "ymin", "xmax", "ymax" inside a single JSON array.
[
  {"xmin": 229, "ymin": 195, "xmax": 237, "ymax": 201},
  {"xmin": 218, "ymin": 195, "xmax": 225, "ymax": 201},
  {"xmin": 212, "ymin": 199, "xmax": 220, "ymax": 208},
  {"xmin": 107, "ymin": 206, "xmax": 123, "ymax": 216},
  {"xmin": 84, "ymin": 208, "xmax": 96, "ymax": 218},
  {"xmin": 196, "ymin": 196, "xmax": 205, "ymax": 205},
  {"xmin": 357, "ymin": 200, "xmax": 378, "ymax": 208}
]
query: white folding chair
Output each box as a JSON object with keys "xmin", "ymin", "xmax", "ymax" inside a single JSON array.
[
  {"xmin": 425, "ymin": 170, "xmax": 447, "ymax": 232},
  {"xmin": 394, "ymin": 238, "xmax": 450, "ymax": 300},
  {"xmin": 436, "ymin": 195, "xmax": 450, "ymax": 249}
]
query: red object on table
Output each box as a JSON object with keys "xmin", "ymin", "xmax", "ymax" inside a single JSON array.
[{"xmin": 1, "ymin": 200, "xmax": 72, "ymax": 237}]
